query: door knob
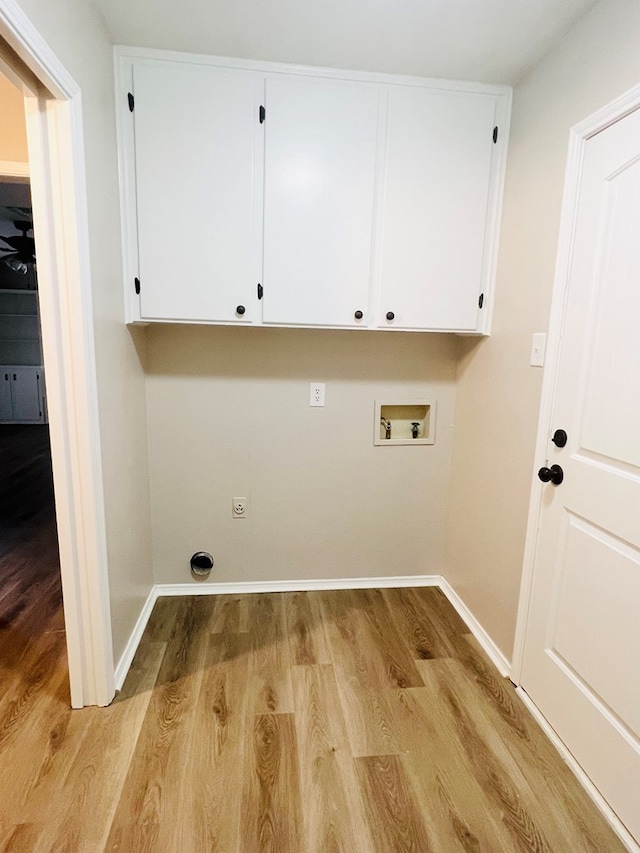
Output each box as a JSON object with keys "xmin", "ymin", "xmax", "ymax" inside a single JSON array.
[
  {"xmin": 538, "ymin": 464, "xmax": 564, "ymax": 486},
  {"xmin": 354, "ymin": 310, "xmax": 363, "ymax": 320},
  {"xmin": 236, "ymin": 305, "xmax": 246, "ymax": 316},
  {"xmin": 386, "ymin": 311, "xmax": 395, "ymax": 321},
  {"xmin": 551, "ymin": 429, "xmax": 567, "ymax": 448}
]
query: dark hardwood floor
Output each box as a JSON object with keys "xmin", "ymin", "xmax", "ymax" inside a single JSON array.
[
  {"xmin": 0, "ymin": 424, "xmax": 56, "ymax": 550},
  {"xmin": 0, "ymin": 424, "xmax": 66, "ymax": 708}
]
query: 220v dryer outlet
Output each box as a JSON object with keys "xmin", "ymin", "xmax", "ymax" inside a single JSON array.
[{"xmin": 232, "ymin": 497, "xmax": 248, "ymax": 518}]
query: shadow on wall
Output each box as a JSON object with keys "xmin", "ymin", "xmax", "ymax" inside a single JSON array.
[{"xmin": 141, "ymin": 324, "xmax": 460, "ymax": 384}]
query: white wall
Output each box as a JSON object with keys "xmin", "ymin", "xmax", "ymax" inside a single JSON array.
[
  {"xmin": 0, "ymin": 74, "xmax": 27, "ymax": 162},
  {"xmin": 146, "ymin": 326, "xmax": 457, "ymax": 584},
  {"xmin": 99, "ymin": 0, "xmax": 597, "ymax": 86},
  {"xmin": 446, "ymin": 0, "xmax": 640, "ymax": 661},
  {"xmin": 13, "ymin": 0, "xmax": 154, "ymax": 663}
]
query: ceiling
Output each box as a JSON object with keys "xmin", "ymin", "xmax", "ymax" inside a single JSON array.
[{"xmin": 96, "ymin": 0, "xmax": 600, "ymax": 85}]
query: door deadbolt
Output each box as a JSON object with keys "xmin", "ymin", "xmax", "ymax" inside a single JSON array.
[{"xmin": 551, "ymin": 429, "xmax": 568, "ymax": 448}]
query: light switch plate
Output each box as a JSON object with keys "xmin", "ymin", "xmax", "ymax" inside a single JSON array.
[{"xmin": 530, "ymin": 333, "xmax": 546, "ymax": 367}]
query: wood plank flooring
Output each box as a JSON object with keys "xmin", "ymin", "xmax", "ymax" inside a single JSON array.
[{"xmin": 0, "ymin": 573, "xmax": 629, "ymax": 850}]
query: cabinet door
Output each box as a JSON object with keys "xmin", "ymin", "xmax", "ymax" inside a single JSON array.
[
  {"xmin": 377, "ymin": 88, "xmax": 498, "ymax": 331},
  {"xmin": 10, "ymin": 368, "xmax": 42, "ymax": 422},
  {"xmin": 0, "ymin": 371, "xmax": 12, "ymax": 420},
  {"xmin": 132, "ymin": 61, "xmax": 262, "ymax": 322},
  {"xmin": 262, "ymin": 76, "xmax": 380, "ymax": 327}
]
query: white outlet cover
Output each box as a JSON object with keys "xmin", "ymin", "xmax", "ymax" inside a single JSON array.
[
  {"xmin": 309, "ymin": 382, "xmax": 326, "ymax": 407},
  {"xmin": 232, "ymin": 497, "xmax": 247, "ymax": 518}
]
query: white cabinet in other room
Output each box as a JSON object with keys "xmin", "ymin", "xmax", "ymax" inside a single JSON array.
[
  {"xmin": 261, "ymin": 75, "xmax": 380, "ymax": 327},
  {"xmin": 0, "ymin": 367, "xmax": 45, "ymax": 423},
  {"xmin": 130, "ymin": 61, "xmax": 262, "ymax": 323},
  {"xmin": 377, "ymin": 87, "xmax": 501, "ymax": 331}
]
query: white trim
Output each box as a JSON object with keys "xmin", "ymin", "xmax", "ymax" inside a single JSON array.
[
  {"xmin": 476, "ymin": 87, "xmax": 512, "ymax": 335},
  {"xmin": 113, "ymin": 586, "xmax": 159, "ymax": 690},
  {"xmin": 115, "ymin": 573, "xmax": 520, "ymax": 690},
  {"xmin": 0, "ymin": 0, "xmax": 115, "ymax": 707},
  {"xmin": 113, "ymin": 575, "xmax": 440, "ymax": 687},
  {"xmin": 115, "ymin": 575, "xmax": 515, "ymax": 682},
  {"xmin": 113, "ymin": 574, "xmax": 440, "ymax": 688},
  {"xmin": 113, "ymin": 55, "xmax": 139, "ymax": 325},
  {"xmin": 114, "ymin": 45, "xmax": 512, "ymax": 96},
  {"xmin": 511, "ymin": 80, "xmax": 640, "ymax": 684},
  {"xmin": 438, "ymin": 577, "xmax": 511, "ymax": 677},
  {"xmin": 155, "ymin": 574, "xmax": 441, "ymax": 597},
  {"xmin": 0, "ymin": 159, "xmax": 28, "ymax": 177},
  {"xmin": 516, "ymin": 688, "xmax": 639, "ymax": 853}
]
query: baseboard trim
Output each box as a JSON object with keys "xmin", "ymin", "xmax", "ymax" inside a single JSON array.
[
  {"xmin": 438, "ymin": 577, "xmax": 511, "ymax": 678},
  {"xmin": 114, "ymin": 575, "xmax": 511, "ymax": 689},
  {"xmin": 114, "ymin": 574, "xmax": 514, "ymax": 690},
  {"xmin": 515, "ymin": 687, "xmax": 638, "ymax": 853},
  {"xmin": 113, "ymin": 586, "xmax": 159, "ymax": 691},
  {"xmin": 154, "ymin": 574, "xmax": 440, "ymax": 598}
]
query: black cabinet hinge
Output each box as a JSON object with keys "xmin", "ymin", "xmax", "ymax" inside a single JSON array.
[
  {"xmin": 128, "ymin": 92, "xmax": 135, "ymax": 112},
  {"xmin": 478, "ymin": 292, "xmax": 484, "ymax": 309},
  {"xmin": 134, "ymin": 277, "xmax": 141, "ymax": 295},
  {"xmin": 257, "ymin": 283, "xmax": 263, "ymax": 300},
  {"xmin": 259, "ymin": 105, "xmax": 266, "ymax": 124},
  {"xmin": 492, "ymin": 126, "xmax": 498, "ymax": 143}
]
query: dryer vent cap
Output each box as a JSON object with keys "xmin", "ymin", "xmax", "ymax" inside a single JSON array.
[{"xmin": 190, "ymin": 551, "xmax": 214, "ymax": 575}]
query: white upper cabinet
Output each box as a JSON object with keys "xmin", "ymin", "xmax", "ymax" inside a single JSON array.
[
  {"xmin": 262, "ymin": 76, "xmax": 379, "ymax": 327},
  {"xmin": 376, "ymin": 87, "xmax": 499, "ymax": 331},
  {"xmin": 116, "ymin": 49, "xmax": 511, "ymax": 332},
  {"xmin": 130, "ymin": 60, "xmax": 262, "ymax": 322}
]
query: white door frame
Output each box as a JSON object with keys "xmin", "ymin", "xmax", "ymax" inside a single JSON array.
[
  {"xmin": 0, "ymin": 0, "xmax": 114, "ymax": 707},
  {"xmin": 512, "ymin": 81, "xmax": 640, "ymax": 683}
]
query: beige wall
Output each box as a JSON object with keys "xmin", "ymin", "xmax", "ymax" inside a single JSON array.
[
  {"xmin": 446, "ymin": 0, "xmax": 640, "ymax": 661},
  {"xmin": 13, "ymin": 0, "xmax": 154, "ymax": 663},
  {"xmin": 146, "ymin": 326, "xmax": 457, "ymax": 584},
  {"xmin": 0, "ymin": 73, "xmax": 27, "ymax": 163}
]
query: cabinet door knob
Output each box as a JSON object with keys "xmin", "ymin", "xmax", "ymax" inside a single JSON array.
[
  {"xmin": 354, "ymin": 310, "xmax": 363, "ymax": 320},
  {"xmin": 236, "ymin": 305, "xmax": 246, "ymax": 316},
  {"xmin": 386, "ymin": 311, "xmax": 395, "ymax": 321}
]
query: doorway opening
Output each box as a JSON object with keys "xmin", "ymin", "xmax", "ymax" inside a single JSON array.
[
  {"xmin": 0, "ymin": 65, "xmax": 66, "ymax": 702},
  {"xmin": 0, "ymin": 7, "xmax": 115, "ymax": 708}
]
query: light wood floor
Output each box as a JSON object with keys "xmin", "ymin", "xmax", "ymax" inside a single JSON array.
[{"xmin": 0, "ymin": 560, "xmax": 628, "ymax": 852}]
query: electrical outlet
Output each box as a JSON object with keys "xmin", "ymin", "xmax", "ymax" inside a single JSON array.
[
  {"xmin": 232, "ymin": 497, "xmax": 247, "ymax": 518},
  {"xmin": 309, "ymin": 382, "xmax": 325, "ymax": 407}
]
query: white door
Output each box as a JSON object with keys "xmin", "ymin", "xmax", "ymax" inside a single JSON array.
[
  {"xmin": 262, "ymin": 75, "xmax": 379, "ymax": 327},
  {"xmin": 377, "ymin": 88, "xmax": 497, "ymax": 331},
  {"xmin": 521, "ymin": 107, "xmax": 640, "ymax": 844},
  {"xmin": 0, "ymin": 369, "xmax": 12, "ymax": 420},
  {"xmin": 11, "ymin": 367, "xmax": 42, "ymax": 421},
  {"xmin": 132, "ymin": 61, "xmax": 262, "ymax": 323}
]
